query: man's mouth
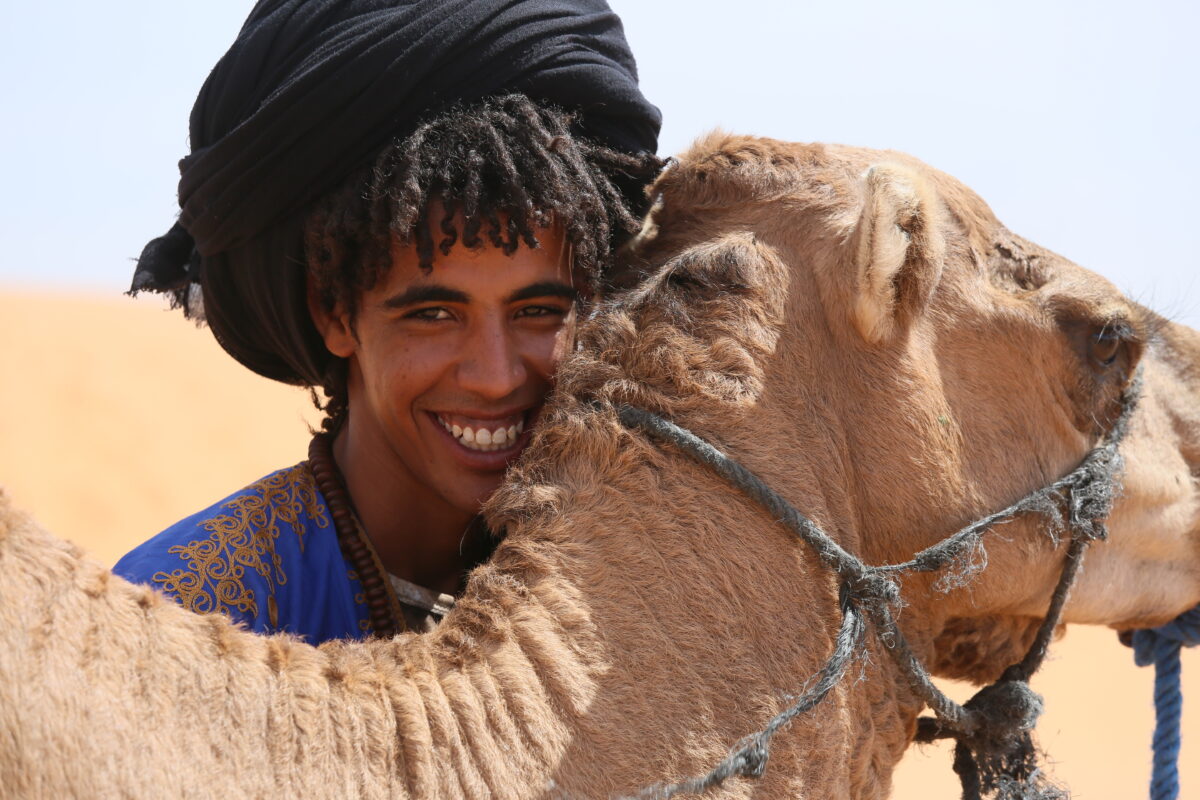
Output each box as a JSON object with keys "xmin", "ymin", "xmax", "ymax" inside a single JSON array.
[{"xmin": 434, "ymin": 412, "xmax": 528, "ymax": 453}]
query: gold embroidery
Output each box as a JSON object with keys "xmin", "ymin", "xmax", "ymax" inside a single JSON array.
[{"xmin": 152, "ymin": 463, "xmax": 328, "ymax": 621}]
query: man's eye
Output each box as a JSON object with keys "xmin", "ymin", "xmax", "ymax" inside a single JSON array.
[
  {"xmin": 408, "ymin": 307, "xmax": 453, "ymax": 321},
  {"xmin": 516, "ymin": 305, "xmax": 566, "ymax": 319}
]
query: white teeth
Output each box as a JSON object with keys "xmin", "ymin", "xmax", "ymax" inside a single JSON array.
[{"xmin": 437, "ymin": 414, "xmax": 527, "ymax": 452}]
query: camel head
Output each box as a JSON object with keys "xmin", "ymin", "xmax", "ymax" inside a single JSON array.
[{"xmin": 574, "ymin": 132, "xmax": 1200, "ymax": 684}]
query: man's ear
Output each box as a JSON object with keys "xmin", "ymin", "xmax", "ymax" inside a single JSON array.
[
  {"xmin": 306, "ymin": 282, "xmax": 356, "ymax": 359},
  {"xmin": 847, "ymin": 163, "xmax": 946, "ymax": 344}
]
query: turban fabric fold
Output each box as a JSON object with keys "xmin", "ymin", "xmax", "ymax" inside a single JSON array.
[{"xmin": 130, "ymin": 0, "xmax": 660, "ymax": 384}]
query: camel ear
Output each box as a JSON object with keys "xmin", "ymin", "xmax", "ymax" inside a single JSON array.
[{"xmin": 848, "ymin": 163, "xmax": 945, "ymax": 343}]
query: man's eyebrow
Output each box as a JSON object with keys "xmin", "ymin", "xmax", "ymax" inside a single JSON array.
[
  {"xmin": 381, "ymin": 285, "xmax": 470, "ymax": 309},
  {"xmin": 507, "ymin": 281, "xmax": 578, "ymax": 304}
]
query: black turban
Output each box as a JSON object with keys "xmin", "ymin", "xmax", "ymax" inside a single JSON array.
[{"xmin": 131, "ymin": 0, "xmax": 660, "ymax": 385}]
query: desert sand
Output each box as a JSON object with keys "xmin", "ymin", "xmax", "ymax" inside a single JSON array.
[{"xmin": 0, "ymin": 289, "xmax": 1194, "ymax": 799}]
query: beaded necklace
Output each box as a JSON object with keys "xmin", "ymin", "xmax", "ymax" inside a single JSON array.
[{"xmin": 307, "ymin": 432, "xmax": 405, "ymax": 637}]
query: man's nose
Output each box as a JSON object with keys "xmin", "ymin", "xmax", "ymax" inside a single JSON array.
[{"xmin": 456, "ymin": 319, "xmax": 527, "ymax": 400}]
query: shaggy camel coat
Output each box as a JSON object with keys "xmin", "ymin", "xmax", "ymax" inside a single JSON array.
[{"xmin": 2, "ymin": 135, "xmax": 1198, "ymax": 799}]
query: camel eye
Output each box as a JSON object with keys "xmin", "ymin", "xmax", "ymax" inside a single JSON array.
[
  {"xmin": 665, "ymin": 269, "xmax": 705, "ymax": 291},
  {"xmin": 1088, "ymin": 326, "xmax": 1123, "ymax": 368}
]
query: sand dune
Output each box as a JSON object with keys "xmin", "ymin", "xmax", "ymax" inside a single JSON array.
[{"xmin": 0, "ymin": 289, "xmax": 1193, "ymax": 799}]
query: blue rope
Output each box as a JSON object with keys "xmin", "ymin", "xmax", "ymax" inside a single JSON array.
[{"xmin": 1131, "ymin": 605, "xmax": 1200, "ymax": 800}]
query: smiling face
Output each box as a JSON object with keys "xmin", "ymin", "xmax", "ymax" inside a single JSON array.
[{"xmin": 315, "ymin": 225, "xmax": 577, "ymax": 520}]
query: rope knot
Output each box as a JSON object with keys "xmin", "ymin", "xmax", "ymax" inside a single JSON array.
[
  {"xmin": 731, "ymin": 736, "xmax": 769, "ymax": 779},
  {"xmin": 844, "ymin": 571, "xmax": 899, "ymax": 607},
  {"xmin": 1132, "ymin": 605, "xmax": 1200, "ymax": 666},
  {"xmin": 947, "ymin": 680, "xmax": 1065, "ymax": 799},
  {"xmin": 1062, "ymin": 444, "xmax": 1121, "ymax": 542},
  {"xmin": 962, "ymin": 679, "xmax": 1044, "ymax": 752}
]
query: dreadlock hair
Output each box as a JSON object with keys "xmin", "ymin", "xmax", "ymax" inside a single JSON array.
[{"xmin": 302, "ymin": 94, "xmax": 663, "ymax": 431}]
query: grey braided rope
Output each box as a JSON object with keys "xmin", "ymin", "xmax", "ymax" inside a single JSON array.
[{"xmin": 612, "ymin": 377, "xmax": 1138, "ymax": 800}]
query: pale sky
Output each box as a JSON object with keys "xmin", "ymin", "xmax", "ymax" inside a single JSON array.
[{"xmin": 2, "ymin": 1, "xmax": 1197, "ymax": 326}]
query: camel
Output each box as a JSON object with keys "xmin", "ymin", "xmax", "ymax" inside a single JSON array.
[{"xmin": 1, "ymin": 133, "xmax": 1197, "ymax": 800}]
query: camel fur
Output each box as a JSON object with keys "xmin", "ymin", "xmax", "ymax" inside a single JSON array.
[{"xmin": 1, "ymin": 134, "xmax": 1198, "ymax": 799}]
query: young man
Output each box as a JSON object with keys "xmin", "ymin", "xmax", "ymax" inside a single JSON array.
[{"xmin": 114, "ymin": 2, "xmax": 661, "ymax": 642}]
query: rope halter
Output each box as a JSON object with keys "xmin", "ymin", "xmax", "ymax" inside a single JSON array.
[{"xmin": 614, "ymin": 375, "xmax": 1140, "ymax": 800}]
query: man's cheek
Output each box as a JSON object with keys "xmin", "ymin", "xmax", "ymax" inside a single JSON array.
[{"xmin": 548, "ymin": 320, "xmax": 576, "ymax": 367}]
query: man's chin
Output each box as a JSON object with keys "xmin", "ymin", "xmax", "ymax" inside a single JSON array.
[{"xmin": 440, "ymin": 476, "xmax": 508, "ymax": 519}]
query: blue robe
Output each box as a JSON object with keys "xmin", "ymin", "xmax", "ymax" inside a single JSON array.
[{"xmin": 113, "ymin": 462, "xmax": 374, "ymax": 643}]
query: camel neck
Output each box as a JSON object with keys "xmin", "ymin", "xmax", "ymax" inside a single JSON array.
[{"xmin": 462, "ymin": 400, "xmax": 919, "ymax": 795}]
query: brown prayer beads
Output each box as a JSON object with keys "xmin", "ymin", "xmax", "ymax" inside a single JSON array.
[{"xmin": 307, "ymin": 433, "xmax": 403, "ymax": 637}]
